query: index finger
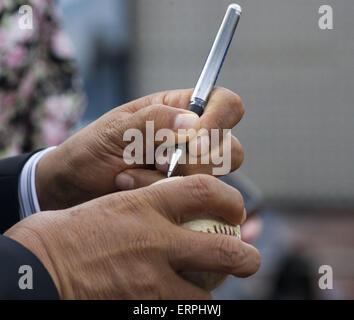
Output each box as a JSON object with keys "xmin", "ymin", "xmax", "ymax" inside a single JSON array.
[
  {"xmin": 121, "ymin": 87, "xmax": 244, "ymax": 131},
  {"xmin": 121, "ymin": 88, "xmax": 194, "ymax": 113},
  {"xmin": 200, "ymin": 86, "xmax": 245, "ymax": 131},
  {"xmin": 142, "ymin": 175, "xmax": 245, "ymax": 226}
]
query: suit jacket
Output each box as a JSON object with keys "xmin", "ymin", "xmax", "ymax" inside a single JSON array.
[{"xmin": 0, "ymin": 153, "xmax": 58, "ymax": 299}]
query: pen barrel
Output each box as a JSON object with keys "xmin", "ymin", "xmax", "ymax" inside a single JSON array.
[{"xmin": 191, "ymin": 4, "xmax": 242, "ymax": 107}]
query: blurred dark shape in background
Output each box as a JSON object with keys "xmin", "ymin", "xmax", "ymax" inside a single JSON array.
[{"xmin": 270, "ymin": 246, "xmax": 317, "ymax": 300}]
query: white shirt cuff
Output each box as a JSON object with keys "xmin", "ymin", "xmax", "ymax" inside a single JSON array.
[{"xmin": 19, "ymin": 147, "xmax": 57, "ymax": 220}]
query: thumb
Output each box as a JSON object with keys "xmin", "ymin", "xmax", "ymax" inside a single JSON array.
[
  {"xmin": 115, "ymin": 104, "xmax": 200, "ymax": 149},
  {"xmin": 115, "ymin": 169, "xmax": 165, "ymax": 191}
]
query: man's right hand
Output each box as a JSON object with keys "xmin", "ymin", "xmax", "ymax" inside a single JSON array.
[
  {"xmin": 36, "ymin": 87, "xmax": 245, "ymax": 211},
  {"xmin": 4, "ymin": 175, "xmax": 260, "ymax": 299}
]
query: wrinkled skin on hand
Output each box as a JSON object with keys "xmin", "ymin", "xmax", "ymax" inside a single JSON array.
[
  {"xmin": 5, "ymin": 175, "xmax": 260, "ymax": 300},
  {"xmin": 36, "ymin": 87, "xmax": 245, "ymax": 211}
]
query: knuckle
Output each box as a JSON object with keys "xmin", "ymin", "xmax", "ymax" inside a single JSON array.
[
  {"xmin": 217, "ymin": 88, "xmax": 245, "ymax": 126},
  {"xmin": 216, "ymin": 87, "xmax": 244, "ymax": 115},
  {"xmin": 119, "ymin": 191, "xmax": 146, "ymax": 214},
  {"xmin": 144, "ymin": 104, "xmax": 163, "ymax": 120},
  {"xmin": 94, "ymin": 116, "xmax": 123, "ymax": 148},
  {"xmin": 215, "ymin": 236, "xmax": 242, "ymax": 271},
  {"xmin": 144, "ymin": 104, "xmax": 175, "ymax": 130},
  {"xmin": 146, "ymin": 104, "xmax": 172, "ymax": 122},
  {"xmin": 132, "ymin": 229, "xmax": 154, "ymax": 252},
  {"xmin": 166, "ymin": 228, "xmax": 186, "ymax": 259},
  {"xmin": 190, "ymin": 174, "xmax": 219, "ymax": 205}
]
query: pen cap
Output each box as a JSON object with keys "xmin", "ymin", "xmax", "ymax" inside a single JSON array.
[{"xmin": 191, "ymin": 4, "xmax": 242, "ymax": 106}]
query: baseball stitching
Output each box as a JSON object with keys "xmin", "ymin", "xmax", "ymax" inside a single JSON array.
[{"xmin": 206, "ymin": 224, "xmax": 239, "ymax": 237}]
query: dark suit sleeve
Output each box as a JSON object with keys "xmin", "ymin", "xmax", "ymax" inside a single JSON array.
[
  {"xmin": 0, "ymin": 153, "xmax": 59, "ymax": 299},
  {"xmin": 0, "ymin": 152, "xmax": 34, "ymax": 234},
  {"xmin": 0, "ymin": 235, "xmax": 59, "ymax": 299}
]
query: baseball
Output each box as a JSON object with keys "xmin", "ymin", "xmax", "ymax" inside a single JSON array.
[{"xmin": 152, "ymin": 177, "xmax": 241, "ymax": 291}]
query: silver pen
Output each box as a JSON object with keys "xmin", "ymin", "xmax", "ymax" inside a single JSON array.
[{"xmin": 167, "ymin": 4, "xmax": 242, "ymax": 177}]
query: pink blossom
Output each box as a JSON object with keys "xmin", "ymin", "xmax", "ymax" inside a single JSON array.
[
  {"xmin": 0, "ymin": 94, "xmax": 15, "ymax": 126},
  {"xmin": 41, "ymin": 119, "xmax": 70, "ymax": 145},
  {"xmin": 45, "ymin": 95, "xmax": 76, "ymax": 121},
  {"xmin": 51, "ymin": 31, "xmax": 74, "ymax": 59},
  {"xmin": 30, "ymin": 0, "xmax": 50, "ymax": 14},
  {"xmin": 19, "ymin": 72, "xmax": 36, "ymax": 98},
  {"xmin": 4, "ymin": 46, "xmax": 26, "ymax": 68},
  {"xmin": 1, "ymin": 93, "xmax": 16, "ymax": 109},
  {"xmin": 0, "ymin": 31, "xmax": 7, "ymax": 51},
  {"xmin": 7, "ymin": 15, "xmax": 32, "ymax": 45}
]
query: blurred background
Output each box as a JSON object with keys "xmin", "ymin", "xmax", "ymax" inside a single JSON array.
[{"xmin": 1, "ymin": 0, "xmax": 353, "ymax": 299}]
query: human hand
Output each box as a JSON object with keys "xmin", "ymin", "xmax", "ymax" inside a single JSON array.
[
  {"xmin": 5, "ymin": 175, "xmax": 260, "ymax": 299},
  {"xmin": 36, "ymin": 87, "xmax": 244, "ymax": 210}
]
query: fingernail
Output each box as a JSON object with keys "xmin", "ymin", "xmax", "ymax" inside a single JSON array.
[
  {"xmin": 115, "ymin": 173, "xmax": 134, "ymax": 190},
  {"xmin": 173, "ymin": 113, "xmax": 200, "ymax": 132}
]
